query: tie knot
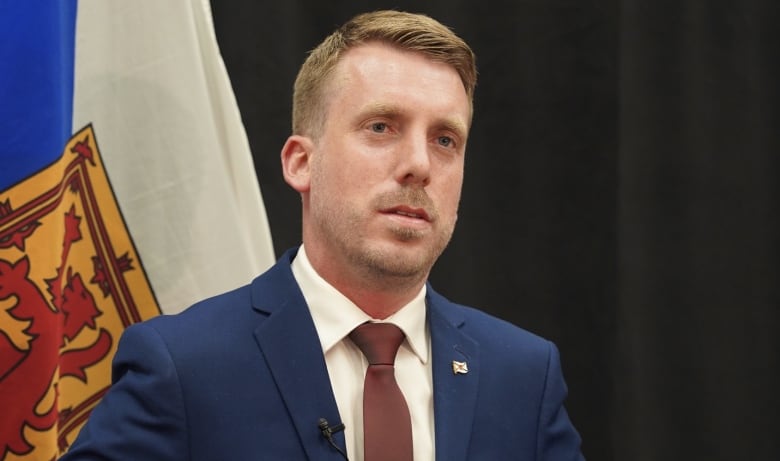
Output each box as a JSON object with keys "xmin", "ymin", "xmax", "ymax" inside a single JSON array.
[{"xmin": 349, "ymin": 322, "xmax": 405, "ymax": 365}]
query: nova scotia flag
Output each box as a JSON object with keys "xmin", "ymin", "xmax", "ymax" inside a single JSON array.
[{"xmin": 0, "ymin": 2, "xmax": 275, "ymax": 459}]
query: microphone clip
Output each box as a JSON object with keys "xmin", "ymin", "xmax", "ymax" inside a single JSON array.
[
  {"xmin": 318, "ymin": 418, "xmax": 348, "ymax": 460},
  {"xmin": 318, "ymin": 418, "xmax": 345, "ymax": 437}
]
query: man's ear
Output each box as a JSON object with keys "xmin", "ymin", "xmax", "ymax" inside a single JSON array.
[{"xmin": 281, "ymin": 135, "xmax": 314, "ymax": 193}]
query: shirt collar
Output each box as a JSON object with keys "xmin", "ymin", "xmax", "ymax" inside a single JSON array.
[{"xmin": 291, "ymin": 244, "xmax": 429, "ymax": 363}]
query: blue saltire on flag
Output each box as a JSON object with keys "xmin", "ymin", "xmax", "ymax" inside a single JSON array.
[{"xmin": 0, "ymin": 1, "xmax": 77, "ymax": 188}]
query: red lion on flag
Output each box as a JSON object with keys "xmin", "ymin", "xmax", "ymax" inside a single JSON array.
[{"xmin": 0, "ymin": 206, "xmax": 112, "ymax": 458}]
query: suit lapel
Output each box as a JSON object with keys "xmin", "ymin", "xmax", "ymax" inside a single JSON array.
[
  {"xmin": 250, "ymin": 251, "xmax": 346, "ymax": 460},
  {"xmin": 248, "ymin": 253, "xmax": 481, "ymax": 460},
  {"xmin": 428, "ymin": 289, "xmax": 480, "ymax": 461}
]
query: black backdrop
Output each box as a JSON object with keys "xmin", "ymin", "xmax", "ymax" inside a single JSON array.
[{"xmin": 210, "ymin": 1, "xmax": 779, "ymax": 459}]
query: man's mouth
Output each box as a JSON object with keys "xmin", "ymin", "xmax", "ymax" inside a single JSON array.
[{"xmin": 384, "ymin": 206, "xmax": 431, "ymax": 222}]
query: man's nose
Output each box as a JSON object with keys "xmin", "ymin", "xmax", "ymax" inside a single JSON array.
[{"xmin": 395, "ymin": 133, "xmax": 431, "ymax": 187}]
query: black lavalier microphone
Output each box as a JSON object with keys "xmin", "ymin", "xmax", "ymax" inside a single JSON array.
[{"xmin": 318, "ymin": 418, "xmax": 348, "ymax": 460}]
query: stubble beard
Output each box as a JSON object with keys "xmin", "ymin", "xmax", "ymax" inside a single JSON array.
[
  {"xmin": 357, "ymin": 221, "xmax": 454, "ymax": 280},
  {"xmin": 317, "ymin": 191, "xmax": 455, "ymax": 285}
]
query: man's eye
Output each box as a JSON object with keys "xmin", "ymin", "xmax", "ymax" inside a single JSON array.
[
  {"xmin": 438, "ymin": 136, "xmax": 454, "ymax": 147},
  {"xmin": 371, "ymin": 122, "xmax": 387, "ymax": 133}
]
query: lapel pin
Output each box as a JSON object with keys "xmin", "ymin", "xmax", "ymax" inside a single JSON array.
[{"xmin": 452, "ymin": 360, "xmax": 468, "ymax": 375}]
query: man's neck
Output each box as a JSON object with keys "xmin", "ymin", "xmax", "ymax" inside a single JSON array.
[{"xmin": 302, "ymin": 246, "xmax": 428, "ymax": 319}]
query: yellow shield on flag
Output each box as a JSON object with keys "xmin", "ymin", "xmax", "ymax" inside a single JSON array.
[{"xmin": 0, "ymin": 124, "xmax": 160, "ymax": 460}]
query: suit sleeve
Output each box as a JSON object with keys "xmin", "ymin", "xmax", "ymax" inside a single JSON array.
[
  {"xmin": 536, "ymin": 341, "xmax": 586, "ymax": 461},
  {"xmin": 61, "ymin": 323, "xmax": 189, "ymax": 460}
]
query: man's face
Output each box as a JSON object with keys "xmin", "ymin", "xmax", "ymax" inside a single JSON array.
[{"xmin": 304, "ymin": 42, "xmax": 470, "ymax": 284}]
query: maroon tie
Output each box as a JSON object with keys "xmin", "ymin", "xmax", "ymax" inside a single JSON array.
[{"xmin": 349, "ymin": 322, "xmax": 413, "ymax": 461}]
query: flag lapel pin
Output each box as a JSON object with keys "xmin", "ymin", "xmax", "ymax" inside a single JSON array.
[{"xmin": 452, "ymin": 360, "xmax": 469, "ymax": 375}]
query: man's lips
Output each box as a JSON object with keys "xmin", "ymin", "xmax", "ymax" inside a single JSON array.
[{"xmin": 381, "ymin": 206, "xmax": 431, "ymax": 222}]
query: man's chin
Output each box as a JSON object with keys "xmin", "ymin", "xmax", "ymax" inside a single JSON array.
[{"xmin": 358, "ymin": 241, "xmax": 437, "ymax": 278}]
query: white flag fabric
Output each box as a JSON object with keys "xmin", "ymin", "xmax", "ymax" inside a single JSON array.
[{"xmin": 73, "ymin": 0, "xmax": 275, "ymax": 313}]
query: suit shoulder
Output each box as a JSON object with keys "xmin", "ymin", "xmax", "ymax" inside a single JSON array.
[
  {"xmin": 116, "ymin": 282, "xmax": 261, "ymax": 368},
  {"xmin": 428, "ymin": 293, "xmax": 560, "ymax": 388},
  {"xmin": 427, "ymin": 288, "xmax": 554, "ymax": 358},
  {"xmin": 142, "ymin": 283, "xmax": 255, "ymax": 334},
  {"xmin": 457, "ymin": 304, "xmax": 550, "ymax": 345}
]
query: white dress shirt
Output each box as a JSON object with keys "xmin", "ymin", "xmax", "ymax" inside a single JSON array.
[{"xmin": 291, "ymin": 245, "xmax": 434, "ymax": 461}]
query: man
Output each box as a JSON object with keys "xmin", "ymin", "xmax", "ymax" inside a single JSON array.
[{"xmin": 62, "ymin": 10, "xmax": 584, "ymax": 460}]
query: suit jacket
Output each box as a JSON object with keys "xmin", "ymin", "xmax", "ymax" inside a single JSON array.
[{"xmin": 63, "ymin": 248, "xmax": 584, "ymax": 460}]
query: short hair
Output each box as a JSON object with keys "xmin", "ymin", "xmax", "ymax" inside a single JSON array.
[{"xmin": 292, "ymin": 10, "xmax": 477, "ymax": 137}]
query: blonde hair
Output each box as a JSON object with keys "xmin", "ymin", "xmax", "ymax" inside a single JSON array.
[{"xmin": 292, "ymin": 10, "xmax": 477, "ymax": 137}]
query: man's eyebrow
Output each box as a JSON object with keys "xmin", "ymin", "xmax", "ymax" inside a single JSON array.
[
  {"xmin": 436, "ymin": 118, "xmax": 469, "ymax": 141},
  {"xmin": 356, "ymin": 102, "xmax": 404, "ymax": 119}
]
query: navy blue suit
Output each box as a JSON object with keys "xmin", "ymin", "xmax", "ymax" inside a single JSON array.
[{"xmin": 63, "ymin": 248, "xmax": 584, "ymax": 460}]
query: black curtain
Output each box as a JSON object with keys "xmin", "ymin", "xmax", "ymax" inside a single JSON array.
[{"xmin": 211, "ymin": 1, "xmax": 779, "ymax": 459}]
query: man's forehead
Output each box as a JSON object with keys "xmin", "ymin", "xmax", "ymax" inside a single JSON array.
[{"xmin": 316, "ymin": 42, "xmax": 471, "ymax": 134}]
